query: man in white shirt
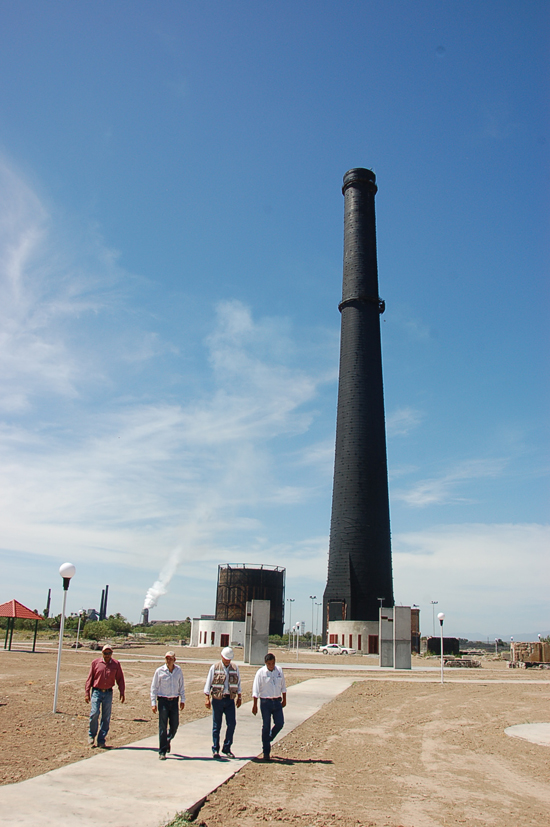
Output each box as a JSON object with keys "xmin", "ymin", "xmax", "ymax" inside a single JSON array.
[
  {"xmin": 150, "ymin": 652, "xmax": 185, "ymax": 760},
  {"xmin": 204, "ymin": 647, "xmax": 242, "ymax": 758},
  {"xmin": 251, "ymin": 652, "xmax": 287, "ymax": 761}
]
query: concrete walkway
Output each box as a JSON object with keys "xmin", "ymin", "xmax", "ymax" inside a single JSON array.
[
  {"xmin": 0, "ymin": 676, "xmax": 354, "ymax": 827},
  {"xmin": 505, "ymin": 722, "xmax": 550, "ymax": 747}
]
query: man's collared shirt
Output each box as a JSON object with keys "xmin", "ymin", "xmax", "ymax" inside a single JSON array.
[
  {"xmin": 150, "ymin": 664, "xmax": 185, "ymax": 705},
  {"xmin": 85, "ymin": 657, "xmax": 125, "ymax": 695},
  {"xmin": 203, "ymin": 662, "xmax": 242, "ymax": 696},
  {"xmin": 252, "ymin": 664, "xmax": 286, "ymax": 699}
]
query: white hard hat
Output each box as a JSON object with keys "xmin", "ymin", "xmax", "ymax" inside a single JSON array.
[{"xmin": 221, "ymin": 647, "xmax": 234, "ymax": 660}]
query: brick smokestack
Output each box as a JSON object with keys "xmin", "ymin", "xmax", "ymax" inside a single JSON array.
[{"xmin": 323, "ymin": 168, "xmax": 394, "ymax": 631}]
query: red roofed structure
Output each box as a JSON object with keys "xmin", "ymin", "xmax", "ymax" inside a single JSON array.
[{"xmin": 1, "ymin": 599, "xmax": 42, "ymax": 652}]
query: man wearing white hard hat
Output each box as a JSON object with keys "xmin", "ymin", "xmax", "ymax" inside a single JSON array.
[{"xmin": 204, "ymin": 646, "xmax": 242, "ymax": 758}]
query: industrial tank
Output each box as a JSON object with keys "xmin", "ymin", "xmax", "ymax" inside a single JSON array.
[{"xmin": 215, "ymin": 564, "xmax": 285, "ymax": 636}]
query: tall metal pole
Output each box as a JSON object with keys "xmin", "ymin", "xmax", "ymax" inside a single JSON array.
[
  {"xmin": 309, "ymin": 595, "xmax": 316, "ymax": 649},
  {"xmin": 438, "ymin": 612, "xmax": 445, "ymax": 685},
  {"xmin": 431, "ymin": 601, "xmax": 438, "ymax": 637},
  {"xmin": 287, "ymin": 598, "xmax": 294, "ymax": 648},
  {"xmin": 53, "ymin": 589, "xmax": 69, "ymax": 714},
  {"xmin": 315, "ymin": 602, "xmax": 321, "ymax": 646},
  {"xmin": 75, "ymin": 611, "xmax": 84, "ymax": 650},
  {"xmin": 53, "ymin": 563, "xmax": 76, "ymax": 713}
]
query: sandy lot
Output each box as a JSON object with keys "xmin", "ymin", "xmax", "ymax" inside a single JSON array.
[{"xmin": 1, "ymin": 640, "xmax": 549, "ymax": 827}]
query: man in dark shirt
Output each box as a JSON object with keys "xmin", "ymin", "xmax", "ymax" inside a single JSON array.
[{"xmin": 85, "ymin": 644, "xmax": 125, "ymax": 748}]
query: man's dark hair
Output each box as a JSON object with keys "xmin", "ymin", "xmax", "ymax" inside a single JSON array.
[{"xmin": 264, "ymin": 653, "xmax": 275, "ymax": 663}]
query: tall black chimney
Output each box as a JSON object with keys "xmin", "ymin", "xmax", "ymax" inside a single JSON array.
[{"xmin": 323, "ymin": 169, "xmax": 394, "ymax": 631}]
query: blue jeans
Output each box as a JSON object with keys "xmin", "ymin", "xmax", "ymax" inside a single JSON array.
[
  {"xmin": 260, "ymin": 697, "xmax": 284, "ymax": 757},
  {"xmin": 158, "ymin": 696, "xmax": 179, "ymax": 755},
  {"xmin": 88, "ymin": 688, "xmax": 113, "ymax": 745},
  {"xmin": 211, "ymin": 696, "xmax": 236, "ymax": 753}
]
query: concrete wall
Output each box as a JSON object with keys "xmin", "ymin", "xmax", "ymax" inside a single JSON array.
[
  {"xmin": 190, "ymin": 618, "xmax": 245, "ymax": 648},
  {"xmin": 379, "ymin": 607, "xmax": 412, "ymax": 669},
  {"xmin": 326, "ymin": 620, "xmax": 378, "ymax": 653},
  {"xmin": 379, "ymin": 609, "xmax": 394, "ymax": 667},
  {"xmin": 393, "ymin": 606, "xmax": 412, "ymax": 669},
  {"xmin": 511, "ymin": 641, "xmax": 550, "ymax": 663},
  {"xmin": 244, "ymin": 599, "xmax": 270, "ymax": 665}
]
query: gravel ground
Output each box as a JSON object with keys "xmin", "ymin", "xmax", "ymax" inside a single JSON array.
[{"xmin": 1, "ymin": 641, "xmax": 549, "ymax": 827}]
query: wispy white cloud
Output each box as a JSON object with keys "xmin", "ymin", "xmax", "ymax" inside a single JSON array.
[
  {"xmin": 393, "ymin": 522, "xmax": 550, "ymax": 636},
  {"xmin": 393, "ymin": 458, "xmax": 507, "ymax": 507},
  {"xmin": 0, "ymin": 157, "xmax": 132, "ymax": 410},
  {"xmin": 387, "ymin": 406, "xmax": 424, "ymax": 436},
  {"xmin": 391, "ymin": 305, "xmax": 431, "ymax": 342},
  {"xmin": 295, "ymin": 439, "xmax": 335, "ymax": 472},
  {"xmin": 0, "ymin": 165, "xmax": 331, "ymax": 613}
]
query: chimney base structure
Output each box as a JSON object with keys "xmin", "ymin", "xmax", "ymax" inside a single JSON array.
[{"xmin": 323, "ymin": 169, "xmax": 394, "ymax": 639}]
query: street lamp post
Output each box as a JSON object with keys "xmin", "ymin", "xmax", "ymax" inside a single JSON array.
[
  {"xmin": 494, "ymin": 638, "xmax": 498, "ymax": 657},
  {"xmin": 510, "ymin": 636, "xmax": 514, "ymax": 664},
  {"xmin": 75, "ymin": 609, "xmax": 85, "ymax": 650},
  {"xmin": 437, "ymin": 612, "xmax": 445, "ymax": 685},
  {"xmin": 315, "ymin": 602, "xmax": 321, "ymax": 649},
  {"xmin": 53, "ymin": 563, "xmax": 76, "ymax": 713},
  {"xmin": 431, "ymin": 601, "xmax": 438, "ymax": 638},
  {"xmin": 287, "ymin": 599, "xmax": 295, "ymax": 649},
  {"xmin": 309, "ymin": 595, "xmax": 317, "ymax": 649}
]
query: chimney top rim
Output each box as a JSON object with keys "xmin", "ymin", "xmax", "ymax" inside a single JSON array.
[{"xmin": 342, "ymin": 168, "xmax": 377, "ymax": 194}]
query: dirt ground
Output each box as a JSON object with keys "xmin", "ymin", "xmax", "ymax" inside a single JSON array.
[{"xmin": 1, "ymin": 640, "xmax": 549, "ymax": 827}]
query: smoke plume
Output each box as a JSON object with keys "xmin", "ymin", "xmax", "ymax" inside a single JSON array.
[{"xmin": 143, "ymin": 546, "xmax": 181, "ymax": 610}]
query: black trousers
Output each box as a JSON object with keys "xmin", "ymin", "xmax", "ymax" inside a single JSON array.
[{"xmin": 158, "ymin": 696, "xmax": 179, "ymax": 755}]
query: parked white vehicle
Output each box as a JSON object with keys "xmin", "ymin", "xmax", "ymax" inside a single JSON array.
[{"xmin": 319, "ymin": 643, "xmax": 356, "ymax": 655}]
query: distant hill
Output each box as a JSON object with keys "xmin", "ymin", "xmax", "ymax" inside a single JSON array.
[{"xmin": 461, "ymin": 631, "xmax": 550, "ymax": 643}]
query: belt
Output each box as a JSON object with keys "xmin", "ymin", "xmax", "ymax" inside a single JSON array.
[
  {"xmin": 158, "ymin": 696, "xmax": 178, "ymax": 700},
  {"xmin": 261, "ymin": 696, "xmax": 281, "ymax": 700},
  {"xmin": 93, "ymin": 686, "xmax": 113, "ymax": 691}
]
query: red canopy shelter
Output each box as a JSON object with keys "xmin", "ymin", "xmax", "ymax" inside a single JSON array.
[{"xmin": 0, "ymin": 599, "xmax": 42, "ymax": 652}]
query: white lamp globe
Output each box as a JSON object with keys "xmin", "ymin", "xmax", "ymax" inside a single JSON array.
[
  {"xmin": 59, "ymin": 562, "xmax": 76, "ymax": 579},
  {"xmin": 437, "ymin": 612, "xmax": 445, "ymax": 622}
]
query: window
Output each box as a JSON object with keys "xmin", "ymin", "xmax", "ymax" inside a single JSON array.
[
  {"xmin": 358, "ymin": 635, "xmax": 362, "ymax": 651},
  {"xmin": 220, "ymin": 634, "xmax": 229, "ymax": 647},
  {"xmin": 211, "ymin": 631, "xmax": 215, "ymax": 645},
  {"xmin": 349, "ymin": 635, "xmax": 353, "ymax": 648},
  {"xmin": 329, "ymin": 634, "xmax": 337, "ymax": 644},
  {"xmin": 368, "ymin": 634, "xmax": 379, "ymax": 655}
]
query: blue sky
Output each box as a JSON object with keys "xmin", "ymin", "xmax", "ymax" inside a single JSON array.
[{"xmin": 0, "ymin": 1, "xmax": 548, "ymax": 639}]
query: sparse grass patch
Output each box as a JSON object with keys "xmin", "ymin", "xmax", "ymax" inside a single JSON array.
[
  {"xmin": 162, "ymin": 811, "xmax": 205, "ymax": 827},
  {"xmin": 162, "ymin": 812, "xmax": 191, "ymax": 827}
]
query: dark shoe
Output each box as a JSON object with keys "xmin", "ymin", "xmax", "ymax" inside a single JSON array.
[
  {"xmin": 166, "ymin": 741, "xmax": 171, "ymax": 754},
  {"xmin": 159, "ymin": 753, "xmax": 166, "ymax": 760},
  {"xmin": 97, "ymin": 742, "xmax": 106, "ymax": 749},
  {"xmin": 212, "ymin": 751, "xmax": 220, "ymax": 759},
  {"xmin": 262, "ymin": 753, "xmax": 271, "ymax": 762},
  {"xmin": 222, "ymin": 749, "xmax": 236, "ymax": 758}
]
